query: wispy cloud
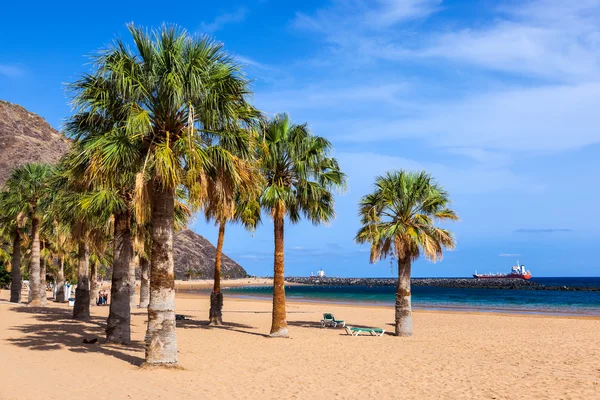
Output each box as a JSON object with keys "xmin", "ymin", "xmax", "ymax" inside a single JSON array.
[
  {"xmin": 257, "ymin": 83, "xmax": 410, "ymax": 114},
  {"xmin": 498, "ymin": 253, "xmax": 521, "ymax": 257},
  {"xmin": 418, "ymin": 1, "xmax": 600, "ymax": 82},
  {"xmin": 336, "ymin": 152, "xmax": 545, "ymax": 195},
  {"xmin": 295, "ymin": 0, "xmax": 600, "ymax": 82},
  {"xmin": 514, "ymin": 228, "xmax": 573, "ymax": 233},
  {"xmin": 348, "ymin": 83, "xmax": 600, "ymax": 151},
  {"xmin": 0, "ymin": 64, "xmax": 25, "ymax": 77},
  {"xmin": 295, "ymin": 0, "xmax": 441, "ymax": 34},
  {"xmin": 236, "ymin": 55, "xmax": 277, "ymax": 71},
  {"xmin": 200, "ymin": 7, "xmax": 247, "ymax": 34}
]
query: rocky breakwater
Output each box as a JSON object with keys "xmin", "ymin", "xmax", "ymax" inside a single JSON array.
[{"xmin": 285, "ymin": 277, "xmax": 599, "ymax": 291}]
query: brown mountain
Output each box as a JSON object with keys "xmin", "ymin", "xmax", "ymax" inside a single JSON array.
[
  {"xmin": 173, "ymin": 229, "xmax": 247, "ymax": 279},
  {"xmin": 0, "ymin": 100, "xmax": 71, "ymax": 186}
]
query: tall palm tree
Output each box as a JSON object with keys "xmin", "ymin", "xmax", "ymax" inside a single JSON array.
[
  {"xmin": 49, "ymin": 164, "xmax": 107, "ymax": 320},
  {"xmin": 68, "ymin": 24, "xmax": 258, "ymax": 364},
  {"xmin": 205, "ymin": 195, "xmax": 261, "ymax": 325},
  {"xmin": 356, "ymin": 170, "xmax": 459, "ymax": 336},
  {"xmin": 0, "ymin": 189, "xmax": 25, "ymax": 303},
  {"xmin": 203, "ymin": 126, "xmax": 262, "ymax": 325},
  {"xmin": 258, "ymin": 113, "xmax": 346, "ymax": 337},
  {"xmin": 77, "ymin": 183, "xmax": 134, "ymax": 338},
  {"xmin": 3, "ymin": 164, "xmax": 52, "ymax": 306},
  {"xmin": 65, "ymin": 98, "xmax": 139, "ymax": 341},
  {"xmin": 42, "ymin": 190, "xmax": 75, "ymax": 303}
]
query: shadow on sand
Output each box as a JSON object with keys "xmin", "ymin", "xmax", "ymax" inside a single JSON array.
[
  {"xmin": 6, "ymin": 306, "xmax": 144, "ymax": 366},
  {"xmin": 175, "ymin": 317, "xmax": 270, "ymax": 338}
]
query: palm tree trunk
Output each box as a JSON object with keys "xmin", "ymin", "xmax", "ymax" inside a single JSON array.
[
  {"xmin": 39, "ymin": 241, "xmax": 47, "ymax": 306},
  {"xmin": 145, "ymin": 184, "xmax": 178, "ymax": 365},
  {"xmin": 90, "ymin": 261, "xmax": 98, "ymax": 307},
  {"xmin": 28, "ymin": 216, "xmax": 42, "ymax": 306},
  {"xmin": 129, "ymin": 258, "xmax": 138, "ymax": 310},
  {"xmin": 55, "ymin": 257, "xmax": 65, "ymax": 302},
  {"xmin": 106, "ymin": 211, "xmax": 133, "ymax": 344},
  {"xmin": 73, "ymin": 240, "xmax": 90, "ymax": 320},
  {"xmin": 395, "ymin": 257, "xmax": 412, "ymax": 337},
  {"xmin": 209, "ymin": 221, "xmax": 225, "ymax": 325},
  {"xmin": 270, "ymin": 210, "xmax": 288, "ymax": 337},
  {"xmin": 10, "ymin": 230, "xmax": 21, "ymax": 303},
  {"xmin": 138, "ymin": 256, "xmax": 150, "ymax": 308}
]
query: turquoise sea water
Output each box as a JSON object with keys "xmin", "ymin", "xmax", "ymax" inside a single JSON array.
[{"xmin": 224, "ymin": 278, "xmax": 600, "ymax": 316}]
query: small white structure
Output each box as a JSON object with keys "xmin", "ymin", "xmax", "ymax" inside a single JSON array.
[{"xmin": 317, "ymin": 269, "xmax": 326, "ymax": 278}]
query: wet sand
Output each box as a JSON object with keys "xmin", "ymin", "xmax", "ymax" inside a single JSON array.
[{"xmin": 0, "ymin": 290, "xmax": 598, "ymax": 399}]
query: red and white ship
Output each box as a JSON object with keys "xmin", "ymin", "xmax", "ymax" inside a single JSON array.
[{"xmin": 473, "ymin": 261, "xmax": 532, "ymax": 280}]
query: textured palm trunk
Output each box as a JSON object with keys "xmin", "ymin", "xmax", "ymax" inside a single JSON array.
[
  {"xmin": 209, "ymin": 221, "xmax": 225, "ymax": 325},
  {"xmin": 138, "ymin": 256, "xmax": 150, "ymax": 308},
  {"xmin": 55, "ymin": 257, "xmax": 66, "ymax": 302},
  {"xmin": 73, "ymin": 241, "xmax": 91, "ymax": 320},
  {"xmin": 10, "ymin": 231, "xmax": 21, "ymax": 303},
  {"xmin": 90, "ymin": 262, "xmax": 98, "ymax": 307},
  {"xmin": 129, "ymin": 258, "xmax": 138, "ymax": 310},
  {"xmin": 395, "ymin": 257, "xmax": 412, "ymax": 336},
  {"xmin": 144, "ymin": 184, "xmax": 178, "ymax": 365},
  {"xmin": 106, "ymin": 211, "xmax": 133, "ymax": 344},
  {"xmin": 39, "ymin": 242, "xmax": 47, "ymax": 306},
  {"xmin": 270, "ymin": 210, "xmax": 288, "ymax": 337},
  {"xmin": 28, "ymin": 217, "xmax": 42, "ymax": 306}
]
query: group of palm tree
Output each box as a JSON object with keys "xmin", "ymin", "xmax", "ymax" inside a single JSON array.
[{"xmin": 0, "ymin": 24, "xmax": 457, "ymax": 366}]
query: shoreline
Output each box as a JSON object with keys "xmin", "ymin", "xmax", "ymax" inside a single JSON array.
[{"xmin": 176, "ymin": 290, "xmax": 600, "ymax": 320}]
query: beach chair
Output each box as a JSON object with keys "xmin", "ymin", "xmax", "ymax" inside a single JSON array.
[
  {"xmin": 320, "ymin": 313, "xmax": 345, "ymax": 328},
  {"xmin": 345, "ymin": 326, "xmax": 385, "ymax": 336}
]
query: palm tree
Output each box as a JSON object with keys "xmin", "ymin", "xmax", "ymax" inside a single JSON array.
[
  {"xmin": 42, "ymin": 197, "xmax": 74, "ymax": 303},
  {"xmin": 3, "ymin": 164, "xmax": 52, "ymax": 306},
  {"xmin": 49, "ymin": 164, "xmax": 107, "ymax": 320},
  {"xmin": 68, "ymin": 24, "xmax": 257, "ymax": 364},
  {"xmin": 258, "ymin": 113, "xmax": 346, "ymax": 337},
  {"xmin": 355, "ymin": 170, "xmax": 459, "ymax": 336},
  {"xmin": 0, "ymin": 189, "xmax": 25, "ymax": 303},
  {"xmin": 205, "ymin": 195, "xmax": 261, "ymax": 325},
  {"xmin": 203, "ymin": 127, "xmax": 262, "ymax": 325}
]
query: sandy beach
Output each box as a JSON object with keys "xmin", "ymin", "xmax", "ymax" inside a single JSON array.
[{"xmin": 0, "ymin": 289, "xmax": 599, "ymax": 400}]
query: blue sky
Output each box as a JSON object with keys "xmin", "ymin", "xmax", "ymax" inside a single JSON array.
[{"xmin": 1, "ymin": 0, "xmax": 599, "ymax": 277}]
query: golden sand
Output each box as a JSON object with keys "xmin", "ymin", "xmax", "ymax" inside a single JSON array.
[{"xmin": 0, "ymin": 289, "xmax": 598, "ymax": 399}]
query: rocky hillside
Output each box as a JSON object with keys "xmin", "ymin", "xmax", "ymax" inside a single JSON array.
[
  {"xmin": 0, "ymin": 100, "xmax": 71, "ymax": 186},
  {"xmin": 173, "ymin": 229, "xmax": 247, "ymax": 279}
]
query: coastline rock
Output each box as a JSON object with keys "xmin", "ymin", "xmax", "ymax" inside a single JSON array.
[{"xmin": 285, "ymin": 277, "xmax": 599, "ymax": 291}]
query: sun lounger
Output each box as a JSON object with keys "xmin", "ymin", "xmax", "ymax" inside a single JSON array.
[
  {"xmin": 321, "ymin": 313, "xmax": 345, "ymax": 328},
  {"xmin": 345, "ymin": 326, "xmax": 385, "ymax": 336}
]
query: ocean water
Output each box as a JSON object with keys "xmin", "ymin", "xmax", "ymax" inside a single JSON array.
[{"xmin": 224, "ymin": 277, "xmax": 600, "ymax": 316}]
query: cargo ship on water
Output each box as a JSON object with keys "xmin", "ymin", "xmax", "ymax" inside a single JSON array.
[{"xmin": 473, "ymin": 261, "xmax": 532, "ymax": 280}]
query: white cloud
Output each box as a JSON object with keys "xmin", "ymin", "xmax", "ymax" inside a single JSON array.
[
  {"xmin": 294, "ymin": 0, "xmax": 600, "ymax": 82},
  {"xmin": 0, "ymin": 64, "xmax": 25, "ymax": 77},
  {"xmin": 256, "ymin": 83, "xmax": 410, "ymax": 114},
  {"xmin": 336, "ymin": 152, "xmax": 545, "ymax": 195},
  {"xmin": 498, "ymin": 253, "xmax": 521, "ymax": 257},
  {"xmin": 295, "ymin": 0, "xmax": 440, "ymax": 33},
  {"xmin": 200, "ymin": 8, "xmax": 247, "ymax": 34},
  {"xmin": 303, "ymin": 82, "xmax": 600, "ymax": 153},
  {"xmin": 235, "ymin": 55, "xmax": 277, "ymax": 72}
]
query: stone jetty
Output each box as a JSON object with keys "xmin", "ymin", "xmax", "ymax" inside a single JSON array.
[{"xmin": 285, "ymin": 277, "xmax": 599, "ymax": 291}]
